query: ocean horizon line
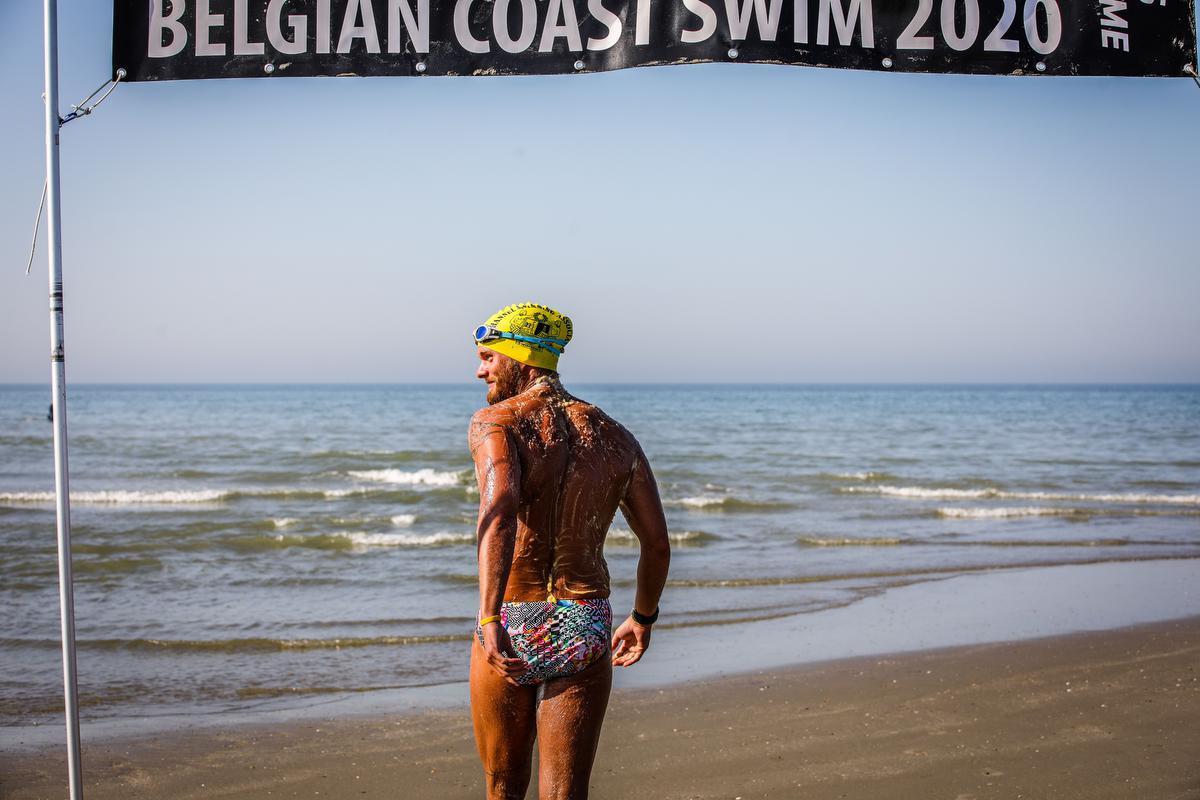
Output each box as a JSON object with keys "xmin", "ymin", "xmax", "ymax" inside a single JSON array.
[{"xmin": 3, "ymin": 381, "xmax": 1199, "ymax": 389}]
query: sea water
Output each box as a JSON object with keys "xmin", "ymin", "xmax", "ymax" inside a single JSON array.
[{"xmin": 1, "ymin": 384, "xmax": 1197, "ymax": 726}]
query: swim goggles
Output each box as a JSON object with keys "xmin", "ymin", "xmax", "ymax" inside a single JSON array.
[{"xmin": 473, "ymin": 325, "xmax": 567, "ymax": 356}]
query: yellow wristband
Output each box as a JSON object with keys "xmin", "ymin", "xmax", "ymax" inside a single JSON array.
[{"xmin": 479, "ymin": 615, "xmax": 501, "ymax": 627}]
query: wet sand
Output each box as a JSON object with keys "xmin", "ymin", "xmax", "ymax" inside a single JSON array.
[{"xmin": 5, "ymin": 616, "xmax": 1198, "ymax": 800}]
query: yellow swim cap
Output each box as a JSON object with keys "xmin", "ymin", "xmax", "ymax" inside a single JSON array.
[{"xmin": 474, "ymin": 303, "xmax": 573, "ymax": 371}]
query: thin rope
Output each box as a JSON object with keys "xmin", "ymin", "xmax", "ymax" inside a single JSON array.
[
  {"xmin": 25, "ymin": 182, "xmax": 48, "ymax": 276},
  {"xmin": 26, "ymin": 69, "xmax": 127, "ymax": 275},
  {"xmin": 60, "ymin": 68, "xmax": 126, "ymax": 126},
  {"xmin": 1186, "ymin": 64, "xmax": 1200, "ymax": 91}
]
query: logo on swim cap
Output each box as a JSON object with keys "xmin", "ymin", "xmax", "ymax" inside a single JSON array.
[{"xmin": 476, "ymin": 303, "xmax": 573, "ymax": 371}]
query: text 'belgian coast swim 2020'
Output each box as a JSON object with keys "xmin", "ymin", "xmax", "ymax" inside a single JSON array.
[{"xmin": 113, "ymin": 0, "xmax": 1196, "ymax": 80}]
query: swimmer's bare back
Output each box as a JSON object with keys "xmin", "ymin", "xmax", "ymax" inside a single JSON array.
[
  {"xmin": 468, "ymin": 376, "xmax": 671, "ymax": 799},
  {"xmin": 469, "ymin": 377, "xmax": 657, "ymax": 604}
]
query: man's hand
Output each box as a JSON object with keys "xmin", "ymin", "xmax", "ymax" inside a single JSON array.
[
  {"xmin": 480, "ymin": 623, "xmax": 528, "ymax": 686},
  {"xmin": 610, "ymin": 617, "xmax": 652, "ymax": 667}
]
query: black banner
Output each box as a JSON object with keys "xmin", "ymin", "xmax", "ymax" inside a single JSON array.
[{"xmin": 114, "ymin": 0, "xmax": 1196, "ymax": 79}]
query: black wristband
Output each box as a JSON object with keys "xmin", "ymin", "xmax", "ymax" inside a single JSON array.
[{"xmin": 631, "ymin": 607, "xmax": 659, "ymax": 626}]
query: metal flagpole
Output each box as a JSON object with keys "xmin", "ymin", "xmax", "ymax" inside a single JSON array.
[{"xmin": 42, "ymin": 0, "xmax": 85, "ymax": 797}]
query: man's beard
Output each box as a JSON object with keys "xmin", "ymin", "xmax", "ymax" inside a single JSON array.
[{"xmin": 486, "ymin": 360, "xmax": 522, "ymax": 405}]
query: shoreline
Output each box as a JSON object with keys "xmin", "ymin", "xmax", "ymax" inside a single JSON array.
[
  {"xmin": 4, "ymin": 616, "xmax": 1198, "ymax": 799},
  {"xmin": 4, "ymin": 556, "xmax": 1199, "ymax": 750}
]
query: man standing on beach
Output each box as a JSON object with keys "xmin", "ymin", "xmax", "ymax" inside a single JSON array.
[{"xmin": 468, "ymin": 302, "xmax": 671, "ymax": 800}]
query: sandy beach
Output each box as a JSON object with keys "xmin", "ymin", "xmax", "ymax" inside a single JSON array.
[{"xmin": 5, "ymin": 616, "xmax": 1197, "ymax": 799}]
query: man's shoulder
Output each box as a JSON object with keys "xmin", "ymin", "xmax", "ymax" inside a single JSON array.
[
  {"xmin": 468, "ymin": 403, "xmax": 519, "ymax": 436},
  {"xmin": 467, "ymin": 406, "xmax": 517, "ymax": 457},
  {"xmin": 572, "ymin": 401, "xmax": 640, "ymax": 451},
  {"xmin": 572, "ymin": 396, "xmax": 626, "ymax": 430}
]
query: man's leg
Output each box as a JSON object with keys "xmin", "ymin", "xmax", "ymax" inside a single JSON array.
[
  {"xmin": 535, "ymin": 657, "xmax": 613, "ymax": 800},
  {"xmin": 470, "ymin": 640, "xmax": 538, "ymax": 800}
]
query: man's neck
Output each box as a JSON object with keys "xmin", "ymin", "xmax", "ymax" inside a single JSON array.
[{"xmin": 517, "ymin": 371, "xmax": 559, "ymax": 395}]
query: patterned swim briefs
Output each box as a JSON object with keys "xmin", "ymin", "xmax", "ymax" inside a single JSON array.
[{"xmin": 476, "ymin": 598, "xmax": 612, "ymax": 686}]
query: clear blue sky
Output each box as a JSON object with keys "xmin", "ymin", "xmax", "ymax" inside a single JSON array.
[{"xmin": 1, "ymin": 1, "xmax": 1197, "ymax": 383}]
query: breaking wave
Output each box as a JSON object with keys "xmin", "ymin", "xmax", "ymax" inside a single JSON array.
[
  {"xmin": 0, "ymin": 486, "xmax": 433, "ymax": 506},
  {"xmin": 936, "ymin": 507, "xmax": 1087, "ymax": 519},
  {"xmin": 334, "ymin": 531, "xmax": 474, "ymax": 548},
  {"xmin": 842, "ymin": 485, "xmax": 1200, "ymax": 506},
  {"xmin": 346, "ymin": 469, "xmax": 465, "ymax": 487},
  {"xmin": 795, "ymin": 535, "xmax": 1196, "ymax": 548},
  {"xmin": 224, "ymin": 530, "xmax": 474, "ymax": 552},
  {"xmin": 606, "ymin": 528, "xmax": 716, "ymax": 547},
  {"xmin": 3, "ymin": 633, "xmax": 471, "ymax": 654},
  {"xmin": 669, "ymin": 495, "xmax": 792, "ymax": 511},
  {"xmin": 824, "ymin": 471, "xmax": 897, "ymax": 482},
  {"xmin": 797, "ymin": 536, "xmax": 907, "ymax": 547},
  {"xmin": 0, "ymin": 490, "xmax": 227, "ymax": 506}
]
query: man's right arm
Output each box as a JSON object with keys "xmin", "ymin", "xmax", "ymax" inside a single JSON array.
[
  {"xmin": 468, "ymin": 408, "xmax": 528, "ymax": 684},
  {"xmin": 611, "ymin": 447, "xmax": 671, "ymax": 667}
]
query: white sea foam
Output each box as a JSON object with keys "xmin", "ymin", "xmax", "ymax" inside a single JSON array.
[
  {"xmin": 347, "ymin": 469, "xmax": 463, "ymax": 487},
  {"xmin": 323, "ymin": 488, "xmax": 367, "ymax": 499},
  {"xmin": 606, "ymin": 527, "xmax": 714, "ymax": 546},
  {"xmin": 666, "ymin": 494, "xmax": 782, "ymax": 511},
  {"xmin": 335, "ymin": 531, "xmax": 473, "ymax": 548},
  {"xmin": 607, "ymin": 527, "xmax": 636, "ymax": 541},
  {"xmin": 796, "ymin": 536, "xmax": 907, "ymax": 547},
  {"xmin": 0, "ymin": 489, "xmax": 227, "ymax": 506},
  {"xmin": 1050, "ymin": 492, "xmax": 1200, "ymax": 506},
  {"xmin": 936, "ymin": 507, "xmax": 1083, "ymax": 519},
  {"xmin": 833, "ymin": 472, "xmax": 889, "ymax": 481},
  {"xmin": 843, "ymin": 485, "xmax": 1200, "ymax": 506},
  {"xmin": 272, "ymin": 517, "xmax": 299, "ymax": 528},
  {"xmin": 842, "ymin": 486, "xmax": 1006, "ymax": 500},
  {"xmin": 390, "ymin": 514, "xmax": 417, "ymax": 527},
  {"xmin": 673, "ymin": 495, "xmax": 728, "ymax": 508}
]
